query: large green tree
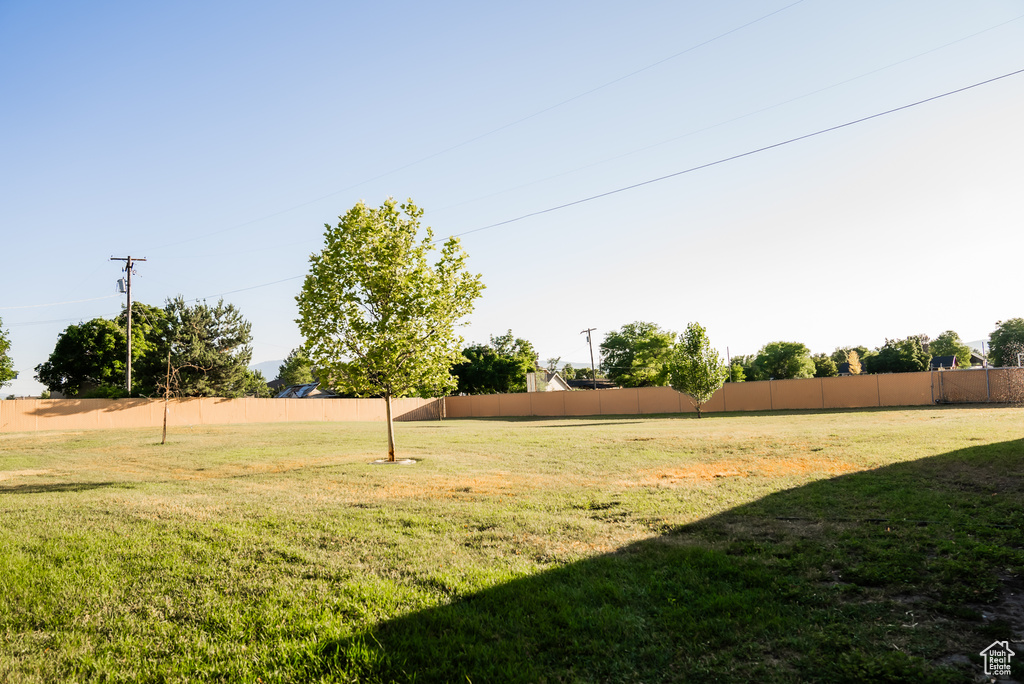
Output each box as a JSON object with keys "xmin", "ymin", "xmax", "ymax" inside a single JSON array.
[
  {"xmin": 863, "ymin": 337, "xmax": 930, "ymax": 374},
  {"xmin": 988, "ymin": 319, "xmax": 1024, "ymax": 367},
  {"xmin": 812, "ymin": 353, "xmax": 838, "ymax": 378},
  {"xmin": 154, "ymin": 297, "xmax": 262, "ymax": 398},
  {"xmin": 667, "ymin": 322, "xmax": 728, "ymax": 418},
  {"xmin": 451, "ymin": 343, "xmax": 527, "ymax": 394},
  {"xmin": 599, "ymin": 321, "xmax": 675, "ymax": 388},
  {"xmin": 296, "ymin": 198, "xmax": 484, "ymax": 461},
  {"xmin": 929, "ymin": 330, "xmax": 972, "ymax": 368},
  {"xmin": 451, "ymin": 330, "xmax": 538, "ymax": 394},
  {"xmin": 119, "ymin": 303, "xmax": 170, "ymax": 395},
  {"xmin": 277, "ymin": 347, "xmax": 316, "ymax": 387},
  {"xmin": 0, "ymin": 316, "xmax": 16, "ymax": 389},
  {"xmin": 35, "ymin": 318, "xmax": 127, "ymax": 396},
  {"xmin": 35, "ymin": 299, "xmax": 262, "ymax": 398},
  {"xmin": 750, "ymin": 342, "xmax": 815, "ymax": 381},
  {"xmin": 730, "ymin": 354, "xmax": 756, "ymax": 382}
]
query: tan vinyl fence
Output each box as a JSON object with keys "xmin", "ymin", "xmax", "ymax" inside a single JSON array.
[
  {"xmin": 0, "ymin": 396, "xmax": 444, "ymax": 433},
  {"xmin": 2, "ymin": 369, "xmax": 1020, "ymax": 433},
  {"xmin": 445, "ymin": 369, "xmax": 1024, "ymax": 419}
]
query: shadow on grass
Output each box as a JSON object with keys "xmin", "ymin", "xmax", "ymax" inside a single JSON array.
[
  {"xmin": 459, "ymin": 417, "xmax": 651, "ymax": 427},
  {"xmin": 318, "ymin": 439, "xmax": 1024, "ymax": 683},
  {"xmin": 0, "ymin": 481, "xmax": 127, "ymax": 494}
]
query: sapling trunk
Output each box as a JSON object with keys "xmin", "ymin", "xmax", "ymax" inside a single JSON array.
[{"xmin": 385, "ymin": 392, "xmax": 396, "ymax": 461}]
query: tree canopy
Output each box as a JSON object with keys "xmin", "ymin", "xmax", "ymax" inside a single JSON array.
[
  {"xmin": 34, "ymin": 299, "xmax": 262, "ymax": 398},
  {"xmin": 296, "ymin": 198, "xmax": 484, "ymax": 460},
  {"xmin": 157, "ymin": 297, "xmax": 262, "ymax": 398},
  {"xmin": 0, "ymin": 316, "xmax": 16, "ymax": 389},
  {"xmin": 928, "ymin": 330, "xmax": 972, "ymax": 368},
  {"xmin": 599, "ymin": 321, "xmax": 675, "ymax": 388},
  {"xmin": 750, "ymin": 342, "xmax": 815, "ymax": 380},
  {"xmin": 830, "ymin": 347, "xmax": 865, "ymax": 375},
  {"xmin": 667, "ymin": 322, "xmax": 728, "ymax": 418},
  {"xmin": 35, "ymin": 318, "xmax": 127, "ymax": 397},
  {"xmin": 845, "ymin": 350, "xmax": 862, "ymax": 375},
  {"xmin": 728, "ymin": 361, "xmax": 746, "ymax": 383},
  {"xmin": 451, "ymin": 343, "xmax": 528, "ymax": 394},
  {"xmin": 863, "ymin": 337, "xmax": 930, "ymax": 374},
  {"xmin": 456, "ymin": 330, "xmax": 539, "ymax": 394},
  {"xmin": 812, "ymin": 353, "xmax": 838, "ymax": 378},
  {"xmin": 988, "ymin": 319, "xmax": 1024, "ymax": 367},
  {"xmin": 277, "ymin": 347, "xmax": 316, "ymax": 387}
]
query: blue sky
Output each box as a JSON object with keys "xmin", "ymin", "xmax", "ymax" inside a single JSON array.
[{"xmin": 2, "ymin": 1, "xmax": 1023, "ymax": 396}]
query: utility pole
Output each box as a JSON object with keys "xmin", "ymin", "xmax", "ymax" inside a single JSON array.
[
  {"xmin": 581, "ymin": 328, "xmax": 598, "ymax": 390},
  {"xmin": 111, "ymin": 256, "xmax": 146, "ymax": 393}
]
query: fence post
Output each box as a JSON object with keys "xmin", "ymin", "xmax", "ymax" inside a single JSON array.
[{"xmin": 986, "ymin": 367, "xmax": 991, "ymax": 402}]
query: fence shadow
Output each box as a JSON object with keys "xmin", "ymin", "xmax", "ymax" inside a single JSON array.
[
  {"xmin": 317, "ymin": 439, "xmax": 1024, "ymax": 682},
  {"xmin": 393, "ymin": 399, "xmax": 445, "ymax": 422},
  {"xmin": 25, "ymin": 398, "xmax": 156, "ymax": 416}
]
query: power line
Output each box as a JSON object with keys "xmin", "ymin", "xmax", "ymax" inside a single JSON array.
[
  {"xmin": 450, "ymin": 66, "xmax": 1024, "ymax": 239},
  {"xmin": 137, "ymin": 1, "xmax": 806, "ymax": 253},
  {"xmin": 0, "ymin": 295, "xmax": 120, "ymax": 311},
  {"xmin": 6, "ymin": 314, "xmax": 120, "ymax": 328},
  {"xmin": 180, "ymin": 276, "xmax": 305, "ymax": 304},
  {"xmin": 429, "ymin": 11, "xmax": 1024, "ymax": 217},
  {"xmin": 135, "ymin": 65, "xmax": 1024, "ymax": 306},
  {"xmin": 139, "ymin": 8, "xmax": 1018, "ymax": 261},
  {"xmin": 12, "ymin": 67, "xmax": 1023, "ymax": 317}
]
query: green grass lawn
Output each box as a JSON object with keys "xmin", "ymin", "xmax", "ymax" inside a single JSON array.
[{"xmin": 1, "ymin": 406, "xmax": 1022, "ymax": 682}]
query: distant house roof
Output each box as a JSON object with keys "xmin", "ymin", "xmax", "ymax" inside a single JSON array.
[
  {"xmin": 930, "ymin": 356, "xmax": 959, "ymax": 370},
  {"xmin": 527, "ymin": 371, "xmax": 574, "ymax": 392},
  {"xmin": 836, "ymin": 362, "xmax": 851, "ymax": 375},
  {"xmin": 566, "ymin": 378, "xmax": 618, "ymax": 390},
  {"xmin": 275, "ymin": 382, "xmax": 337, "ymax": 399}
]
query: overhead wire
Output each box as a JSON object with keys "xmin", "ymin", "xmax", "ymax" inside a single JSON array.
[
  {"xmin": 110, "ymin": 9, "xmax": 1022, "ymax": 273},
  {"xmin": 7, "ymin": 66, "xmax": 1023, "ymax": 322},
  {"xmin": 449, "ymin": 66, "xmax": 1024, "ymax": 240},
  {"xmin": 101, "ymin": 66, "xmax": 1024, "ymax": 307},
  {"xmin": 429, "ymin": 11, "xmax": 1024, "ymax": 216},
  {"xmin": 137, "ymin": 0, "xmax": 807, "ymax": 253},
  {"xmin": 0, "ymin": 295, "xmax": 120, "ymax": 311},
  {"xmin": 112, "ymin": 8, "xmax": 1024, "ymax": 276}
]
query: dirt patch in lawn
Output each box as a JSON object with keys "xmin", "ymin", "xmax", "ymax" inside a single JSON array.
[
  {"xmin": 322, "ymin": 472, "xmax": 579, "ymax": 501},
  {"xmin": 629, "ymin": 457, "xmax": 862, "ymax": 486}
]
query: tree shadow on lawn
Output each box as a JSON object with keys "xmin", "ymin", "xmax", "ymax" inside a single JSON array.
[
  {"xmin": 316, "ymin": 439, "xmax": 1024, "ymax": 683},
  {"xmin": 458, "ymin": 416, "xmax": 650, "ymax": 426},
  {"xmin": 0, "ymin": 481, "xmax": 127, "ymax": 494}
]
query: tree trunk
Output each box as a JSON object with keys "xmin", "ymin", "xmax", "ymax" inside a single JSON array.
[
  {"xmin": 696, "ymin": 404, "xmax": 703, "ymax": 419},
  {"xmin": 162, "ymin": 400, "xmax": 169, "ymax": 444},
  {"xmin": 385, "ymin": 392, "xmax": 396, "ymax": 461}
]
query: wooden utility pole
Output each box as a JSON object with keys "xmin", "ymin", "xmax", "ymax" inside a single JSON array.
[
  {"xmin": 581, "ymin": 328, "xmax": 598, "ymax": 390},
  {"xmin": 110, "ymin": 256, "xmax": 147, "ymax": 393}
]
